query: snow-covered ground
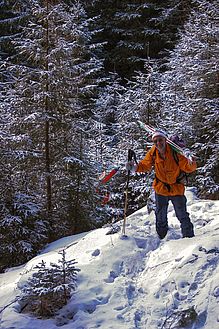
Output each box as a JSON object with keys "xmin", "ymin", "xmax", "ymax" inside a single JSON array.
[{"xmin": 0, "ymin": 187, "xmax": 219, "ymax": 329}]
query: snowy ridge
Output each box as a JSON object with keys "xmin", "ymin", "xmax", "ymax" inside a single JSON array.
[{"xmin": 0, "ymin": 188, "xmax": 219, "ymax": 329}]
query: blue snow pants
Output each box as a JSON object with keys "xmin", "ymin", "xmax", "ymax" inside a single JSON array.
[{"xmin": 155, "ymin": 193, "xmax": 194, "ymax": 239}]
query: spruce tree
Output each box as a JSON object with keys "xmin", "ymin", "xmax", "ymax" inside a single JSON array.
[
  {"xmin": 0, "ymin": 0, "xmax": 105, "ymax": 269},
  {"xmin": 85, "ymin": 0, "xmax": 193, "ymax": 79},
  {"xmin": 20, "ymin": 250, "xmax": 80, "ymax": 316},
  {"xmin": 1, "ymin": 0, "xmax": 105, "ymax": 239},
  {"xmin": 160, "ymin": 0, "xmax": 219, "ymax": 198},
  {"xmin": 0, "ymin": 193, "xmax": 48, "ymax": 272},
  {"xmin": 0, "ymin": 0, "xmax": 28, "ymax": 60}
]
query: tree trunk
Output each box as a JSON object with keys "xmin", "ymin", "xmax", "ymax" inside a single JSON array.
[
  {"xmin": 45, "ymin": 120, "xmax": 52, "ymax": 214},
  {"xmin": 45, "ymin": 0, "xmax": 52, "ymax": 227}
]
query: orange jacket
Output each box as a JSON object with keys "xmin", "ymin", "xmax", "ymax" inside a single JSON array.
[{"xmin": 136, "ymin": 144, "xmax": 197, "ymax": 196}]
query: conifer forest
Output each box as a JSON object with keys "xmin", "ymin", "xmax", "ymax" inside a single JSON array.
[{"xmin": 0, "ymin": 0, "xmax": 218, "ymax": 271}]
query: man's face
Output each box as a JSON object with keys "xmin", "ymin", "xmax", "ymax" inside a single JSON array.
[{"xmin": 153, "ymin": 137, "xmax": 166, "ymax": 153}]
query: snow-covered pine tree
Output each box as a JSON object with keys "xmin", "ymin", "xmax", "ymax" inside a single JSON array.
[
  {"xmin": 160, "ymin": 0, "xmax": 219, "ymax": 198},
  {"xmin": 0, "ymin": 3, "xmax": 48, "ymax": 271},
  {"xmin": 0, "ymin": 193, "xmax": 48, "ymax": 272},
  {"xmin": 151, "ymin": 0, "xmax": 193, "ymax": 69},
  {"xmin": 85, "ymin": 0, "xmax": 193, "ymax": 80},
  {"xmin": 0, "ymin": 2, "xmax": 35, "ymax": 272},
  {"xmin": 53, "ymin": 0, "xmax": 106, "ymax": 233},
  {"xmin": 1, "ymin": 0, "xmax": 105, "ymax": 243},
  {"xmin": 90, "ymin": 73, "xmax": 127, "ymax": 224},
  {"xmin": 51, "ymin": 249, "xmax": 80, "ymax": 304},
  {"xmin": 0, "ymin": 0, "xmax": 28, "ymax": 60},
  {"xmin": 20, "ymin": 250, "xmax": 80, "ymax": 316},
  {"xmin": 91, "ymin": 62, "xmax": 161, "ymax": 222},
  {"xmin": 114, "ymin": 63, "xmax": 161, "ymax": 214},
  {"xmin": 85, "ymin": 0, "xmax": 161, "ymax": 79}
]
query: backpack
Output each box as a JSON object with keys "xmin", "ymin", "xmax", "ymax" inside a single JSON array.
[{"xmin": 169, "ymin": 134, "xmax": 186, "ymax": 148}]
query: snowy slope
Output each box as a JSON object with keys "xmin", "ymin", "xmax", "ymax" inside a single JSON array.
[{"xmin": 0, "ymin": 188, "xmax": 219, "ymax": 329}]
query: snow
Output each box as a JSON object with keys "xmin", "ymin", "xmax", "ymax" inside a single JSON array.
[{"xmin": 0, "ymin": 188, "xmax": 219, "ymax": 329}]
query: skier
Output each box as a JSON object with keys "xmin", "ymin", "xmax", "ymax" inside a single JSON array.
[{"xmin": 126, "ymin": 130, "xmax": 197, "ymax": 239}]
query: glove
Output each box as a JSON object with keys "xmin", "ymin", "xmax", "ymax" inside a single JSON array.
[{"xmin": 126, "ymin": 160, "xmax": 137, "ymax": 172}]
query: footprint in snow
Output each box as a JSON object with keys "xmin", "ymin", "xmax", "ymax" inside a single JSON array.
[
  {"xmin": 91, "ymin": 249, "xmax": 100, "ymax": 256},
  {"xmin": 104, "ymin": 270, "xmax": 118, "ymax": 283}
]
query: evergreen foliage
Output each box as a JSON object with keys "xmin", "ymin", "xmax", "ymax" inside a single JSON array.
[
  {"xmin": 85, "ymin": 0, "xmax": 193, "ymax": 79},
  {"xmin": 0, "ymin": 0, "xmax": 28, "ymax": 60},
  {"xmin": 20, "ymin": 249, "xmax": 80, "ymax": 316},
  {"xmin": 0, "ymin": 0, "xmax": 218, "ymax": 271},
  {"xmin": 0, "ymin": 193, "xmax": 48, "ymax": 272},
  {"xmin": 0, "ymin": 0, "xmax": 104, "ymax": 243},
  {"xmin": 160, "ymin": 0, "xmax": 219, "ymax": 198},
  {"xmin": 92, "ymin": 64, "xmax": 161, "ymax": 221}
]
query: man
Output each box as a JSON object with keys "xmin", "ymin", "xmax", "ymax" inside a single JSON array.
[{"xmin": 127, "ymin": 130, "xmax": 197, "ymax": 239}]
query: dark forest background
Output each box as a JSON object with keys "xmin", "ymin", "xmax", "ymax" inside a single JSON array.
[{"xmin": 0, "ymin": 0, "xmax": 218, "ymax": 271}]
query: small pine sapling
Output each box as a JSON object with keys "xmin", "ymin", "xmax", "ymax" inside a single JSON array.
[
  {"xmin": 20, "ymin": 249, "xmax": 80, "ymax": 317},
  {"xmin": 49, "ymin": 249, "xmax": 80, "ymax": 305}
]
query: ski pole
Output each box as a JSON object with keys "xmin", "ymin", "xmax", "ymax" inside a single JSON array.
[{"xmin": 122, "ymin": 149, "xmax": 137, "ymax": 236}]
